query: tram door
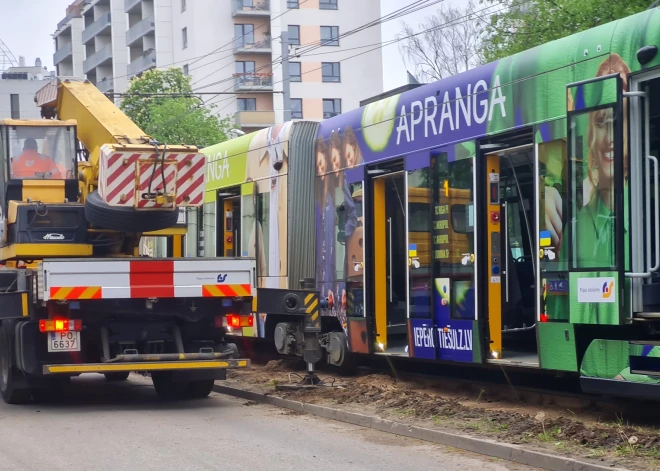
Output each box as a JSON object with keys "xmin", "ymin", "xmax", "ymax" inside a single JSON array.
[
  {"xmin": 485, "ymin": 145, "xmax": 538, "ymax": 365},
  {"xmin": 371, "ymin": 170, "xmax": 409, "ymax": 355},
  {"xmin": 216, "ymin": 192, "xmax": 241, "ymax": 257}
]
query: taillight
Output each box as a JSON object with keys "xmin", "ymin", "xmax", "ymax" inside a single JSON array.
[
  {"xmin": 40, "ymin": 319, "xmax": 82, "ymax": 333},
  {"xmin": 226, "ymin": 314, "xmax": 254, "ymax": 328}
]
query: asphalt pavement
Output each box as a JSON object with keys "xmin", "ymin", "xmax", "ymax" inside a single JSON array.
[{"xmin": 0, "ymin": 374, "xmax": 535, "ymax": 471}]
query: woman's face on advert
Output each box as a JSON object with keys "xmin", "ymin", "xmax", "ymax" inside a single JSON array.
[
  {"xmin": 593, "ymin": 108, "xmax": 615, "ymax": 186},
  {"xmin": 344, "ymin": 142, "xmax": 356, "ymax": 168},
  {"xmin": 331, "ymin": 146, "xmax": 341, "ymax": 174},
  {"xmin": 317, "ymin": 151, "xmax": 327, "ymax": 180}
]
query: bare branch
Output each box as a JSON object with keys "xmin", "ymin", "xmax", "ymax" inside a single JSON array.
[{"xmin": 397, "ymin": 0, "xmax": 485, "ymax": 83}]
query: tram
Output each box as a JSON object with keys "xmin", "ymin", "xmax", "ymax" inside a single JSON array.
[{"xmin": 200, "ymin": 7, "xmax": 660, "ymax": 398}]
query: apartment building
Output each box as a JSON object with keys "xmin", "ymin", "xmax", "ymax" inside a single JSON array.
[
  {"xmin": 53, "ymin": 0, "xmax": 85, "ymax": 78},
  {"xmin": 53, "ymin": 0, "xmax": 384, "ymax": 131}
]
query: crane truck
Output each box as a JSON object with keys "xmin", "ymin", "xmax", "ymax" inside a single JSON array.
[{"xmin": 0, "ymin": 78, "xmax": 313, "ymax": 404}]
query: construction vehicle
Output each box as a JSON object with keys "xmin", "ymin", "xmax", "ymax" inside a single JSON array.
[{"xmin": 0, "ymin": 77, "xmax": 295, "ymax": 404}]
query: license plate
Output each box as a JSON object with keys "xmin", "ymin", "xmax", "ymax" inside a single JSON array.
[{"xmin": 48, "ymin": 331, "xmax": 81, "ymax": 352}]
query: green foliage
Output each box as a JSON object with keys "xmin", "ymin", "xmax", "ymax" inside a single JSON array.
[
  {"xmin": 119, "ymin": 68, "xmax": 236, "ymax": 147},
  {"xmin": 480, "ymin": 0, "xmax": 650, "ymax": 63}
]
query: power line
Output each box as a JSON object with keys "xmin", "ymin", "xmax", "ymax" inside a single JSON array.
[
  {"xmin": 192, "ymin": 0, "xmax": 444, "ymax": 93},
  {"xmin": 152, "ymin": 0, "xmax": 510, "ymax": 135},
  {"xmin": 201, "ymin": 0, "xmax": 507, "ymax": 111},
  {"xmin": 105, "ymin": 0, "xmax": 310, "ymax": 84}
]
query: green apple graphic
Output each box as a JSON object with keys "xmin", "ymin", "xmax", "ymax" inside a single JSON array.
[{"xmin": 361, "ymin": 94, "xmax": 400, "ymax": 152}]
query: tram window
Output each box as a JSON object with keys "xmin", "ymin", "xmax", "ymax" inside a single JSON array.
[
  {"xmin": 431, "ymin": 151, "xmax": 476, "ymax": 321},
  {"xmin": 538, "ymin": 137, "xmax": 570, "ymax": 322},
  {"xmin": 570, "ymin": 109, "xmax": 618, "ymax": 270}
]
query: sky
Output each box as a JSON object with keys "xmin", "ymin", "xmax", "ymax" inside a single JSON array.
[{"xmin": 0, "ymin": 0, "xmax": 460, "ymax": 91}]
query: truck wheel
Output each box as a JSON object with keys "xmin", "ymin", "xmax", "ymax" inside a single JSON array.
[
  {"xmin": 104, "ymin": 372, "xmax": 130, "ymax": 381},
  {"xmin": 186, "ymin": 380, "xmax": 215, "ymax": 399},
  {"xmin": 151, "ymin": 372, "xmax": 189, "ymax": 400},
  {"xmin": 85, "ymin": 191, "xmax": 180, "ymax": 233},
  {"xmin": 0, "ymin": 322, "xmax": 30, "ymax": 404}
]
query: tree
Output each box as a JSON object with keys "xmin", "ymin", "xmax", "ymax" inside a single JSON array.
[
  {"xmin": 119, "ymin": 67, "xmax": 236, "ymax": 148},
  {"xmin": 480, "ymin": 0, "xmax": 650, "ymax": 63},
  {"xmin": 397, "ymin": 0, "xmax": 486, "ymax": 82}
]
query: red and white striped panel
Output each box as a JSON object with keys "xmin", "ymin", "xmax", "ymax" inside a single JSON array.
[
  {"xmin": 136, "ymin": 160, "xmax": 178, "ymax": 209},
  {"xmin": 98, "ymin": 145, "xmax": 206, "ymax": 208},
  {"xmin": 41, "ymin": 258, "xmax": 255, "ymax": 301}
]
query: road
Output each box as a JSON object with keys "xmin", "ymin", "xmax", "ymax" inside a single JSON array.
[{"xmin": 0, "ymin": 375, "xmax": 536, "ymax": 471}]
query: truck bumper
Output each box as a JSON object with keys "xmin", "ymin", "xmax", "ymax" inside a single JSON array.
[{"xmin": 42, "ymin": 358, "xmax": 249, "ymax": 375}]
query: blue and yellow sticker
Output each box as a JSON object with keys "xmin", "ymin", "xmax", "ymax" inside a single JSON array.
[{"xmin": 539, "ymin": 230, "xmax": 552, "ymax": 247}]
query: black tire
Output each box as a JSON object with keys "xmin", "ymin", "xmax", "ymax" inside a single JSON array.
[
  {"xmin": 186, "ymin": 380, "xmax": 215, "ymax": 399},
  {"xmin": 0, "ymin": 321, "xmax": 30, "ymax": 405},
  {"xmin": 85, "ymin": 191, "xmax": 180, "ymax": 233},
  {"xmin": 151, "ymin": 373, "xmax": 189, "ymax": 400},
  {"xmin": 104, "ymin": 372, "xmax": 130, "ymax": 381}
]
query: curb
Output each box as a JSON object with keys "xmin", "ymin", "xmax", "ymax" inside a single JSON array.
[{"xmin": 213, "ymin": 384, "xmax": 630, "ymax": 471}]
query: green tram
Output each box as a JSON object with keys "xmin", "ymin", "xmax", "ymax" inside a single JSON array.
[{"xmin": 201, "ymin": 7, "xmax": 660, "ymax": 398}]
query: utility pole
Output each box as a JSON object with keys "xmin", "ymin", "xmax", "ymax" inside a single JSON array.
[{"xmin": 281, "ymin": 30, "xmax": 292, "ymax": 122}]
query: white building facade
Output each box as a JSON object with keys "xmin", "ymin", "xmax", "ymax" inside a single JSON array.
[
  {"xmin": 0, "ymin": 62, "xmax": 55, "ymax": 120},
  {"xmin": 53, "ymin": 0, "xmax": 384, "ymax": 131}
]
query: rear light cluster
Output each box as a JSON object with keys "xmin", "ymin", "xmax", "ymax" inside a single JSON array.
[
  {"xmin": 39, "ymin": 319, "xmax": 82, "ymax": 333},
  {"xmin": 225, "ymin": 314, "xmax": 254, "ymax": 328}
]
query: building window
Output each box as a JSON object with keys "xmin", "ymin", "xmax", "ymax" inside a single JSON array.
[
  {"xmin": 236, "ymin": 61, "xmax": 256, "ymax": 74},
  {"xmin": 323, "ymin": 98, "xmax": 341, "ymax": 118},
  {"xmin": 182, "ymin": 27, "xmax": 188, "ymax": 49},
  {"xmin": 320, "ymin": 26, "xmax": 339, "ymax": 46},
  {"xmin": 289, "ymin": 62, "xmax": 301, "ymax": 82},
  {"xmin": 288, "ymin": 25, "xmax": 300, "ymax": 46},
  {"xmin": 320, "ymin": 0, "xmax": 337, "ymax": 9},
  {"xmin": 238, "ymin": 98, "xmax": 257, "ymax": 111},
  {"xmin": 181, "ymin": 0, "xmax": 186, "ymax": 12},
  {"xmin": 234, "ymin": 24, "xmax": 255, "ymax": 45},
  {"xmin": 321, "ymin": 62, "xmax": 340, "ymax": 82},
  {"xmin": 183, "ymin": 64, "xmax": 189, "ymax": 75},
  {"xmin": 9, "ymin": 94, "xmax": 19, "ymax": 119},
  {"xmin": 287, "ymin": 0, "xmax": 299, "ymax": 7},
  {"xmin": 291, "ymin": 98, "xmax": 302, "ymax": 119}
]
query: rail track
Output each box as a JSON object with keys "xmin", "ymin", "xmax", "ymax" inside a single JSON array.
[{"xmin": 234, "ymin": 337, "xmax": 660, "ymax": 425}]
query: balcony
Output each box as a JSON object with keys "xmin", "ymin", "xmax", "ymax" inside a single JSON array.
[
  {"xmin": 233, "ymin": 37, "xmax": 272, "ymax": 54},
  {"xmin": 127, "ymin": 49, "xmax": 156, "ymax": 77},
  {"xmin": 234, "ymin": 73, "xmax": 273, "ymax": 91},
  {"xmin": 96, "ymin": 77, "xmax": 114, "ymax": 93},
  {"xmin": 82, "ymin": 12, "xmax": 112, "ymax": 45},
  {"xmin": 125, "ymin": 0, "xmax": 142, "ymax": 13},
  {"xmin": 232, "ymin": 0, "xmax": 270, "ymax": 17},
  {"xmin": 53, "ymin": 43, "xmax": 73, "ymax": 66},
  {"xmin": 83, "ymin": 44, "xmax": 113, "ymax": 73},
  {"xmin": 126, "ymin": 16, "xmax": 155, "ymax": 47},
  {"xmin": 234, "ymin": 110, "xmax": 275, "ymax": 128}
]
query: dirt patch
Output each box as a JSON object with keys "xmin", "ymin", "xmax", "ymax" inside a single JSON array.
[{"xmin": 228, "ymin": 363, "xmax": 660, "ymax": 470}]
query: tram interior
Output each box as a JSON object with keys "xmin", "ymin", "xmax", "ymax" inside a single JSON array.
[
  {"xmin": 498, "ymin": 148, "xmax": 538, "ymax": 364},
  {"xmin": 641, "ymin": 76, "xmax": 660, "ymax": 314}
]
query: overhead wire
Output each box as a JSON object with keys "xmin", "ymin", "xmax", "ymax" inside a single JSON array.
[
  {"xmin": 107, "ymin": 0, "xmax": 311, "ymax": 84},
  {"xmin": 150, "ymin": 0, "xmax": 511, "ymax": 133},
  {"xmin": 200, "ymin": 0, "xmax": 508, "ymax": 112},
  {"xmin": 192, "ymin": 0, "xmax": 444, "ymax": 93}
]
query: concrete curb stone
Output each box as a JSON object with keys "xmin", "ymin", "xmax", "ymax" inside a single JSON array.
[{"xmin": 213, "ymin": 384, "xmax": 629, "ymax": 471}]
